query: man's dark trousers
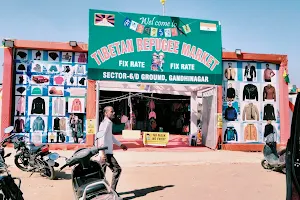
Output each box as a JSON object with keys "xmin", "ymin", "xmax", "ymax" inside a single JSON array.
[{"xmin": 100, "ymin": 154, "xmax": 122, "ymax": 191}]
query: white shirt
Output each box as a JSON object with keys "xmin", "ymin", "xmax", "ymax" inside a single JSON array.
[{"xmin": 96, "ymin": 117, "xmax": 121, "ymax": 154}]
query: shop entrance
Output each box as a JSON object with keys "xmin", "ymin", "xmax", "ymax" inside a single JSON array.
[{"xmin": 96, "ymin": 81, "xmax": 218, "ymax": 149}]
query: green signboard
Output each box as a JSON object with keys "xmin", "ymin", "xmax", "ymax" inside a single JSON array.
[{"xmin": 88, "ymin": 9, "xmax": 222, "ymax": 85}]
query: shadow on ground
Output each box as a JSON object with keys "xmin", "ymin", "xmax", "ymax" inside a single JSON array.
[
  {"xmin": 55, "ymin": 171, "xmax": 71, "ymax": 180},
  {"xmin": 119, "ymin": 185, "xmax": 174, "ymax": 199}
]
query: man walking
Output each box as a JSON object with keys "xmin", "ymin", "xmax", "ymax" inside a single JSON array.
[{"xmin": 97, "ymin": 106, "xmax": 128, "ymax": 192}]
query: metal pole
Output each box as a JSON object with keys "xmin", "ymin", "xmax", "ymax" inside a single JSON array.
[
  {"xmin": 163, "ymin": 4, "xmax": 165, "ymax": 16},
  {"xmin": 95, "ymin": 81, "xmax": 100, "ymax": 133}
]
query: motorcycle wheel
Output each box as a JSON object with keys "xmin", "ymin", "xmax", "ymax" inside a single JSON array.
[
  {"xmin": 261, "ymin": 159, "xmax": 270, "ymax": 169},
  {"xmin": 41, "ymin": 162, "xmax": 55, "ymax": 180},
  {"xmin": 14, "ymin": 154, "xmax": 29, "ymax": 171}
]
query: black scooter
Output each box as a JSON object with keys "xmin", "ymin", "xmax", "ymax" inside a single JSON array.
[
  {"xmin": 60, "ymin": 146, "xmax": 121, "ymax": 200},
  {"xmin": 261, "ymin": 141, "xmax": 286, "ymax": 173}
]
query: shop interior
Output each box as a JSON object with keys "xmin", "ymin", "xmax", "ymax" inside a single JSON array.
[{"xmin": 97, "ymin": 81, "xmax": 217, "ymax": 148}]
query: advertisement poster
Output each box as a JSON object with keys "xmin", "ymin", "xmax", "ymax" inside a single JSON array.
[
  {"xmin": 13, "ymin": 49, "xmax": 88, "ymax": 144},
  {"xmin": 88, "ymin": 10, "xmax": 222, "ymax": 85},
  {"xmin": 143, "ymin": 132, "xmax": 169, "ymax": 146},
  {"xmin": 222, "ymin": 61, "xmax": 280, "ymax": 144}
]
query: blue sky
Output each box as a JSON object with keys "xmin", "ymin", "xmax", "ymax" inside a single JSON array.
[{"xmin": 0, "ymin": 0, "xmax": 299, "ymax": 84}]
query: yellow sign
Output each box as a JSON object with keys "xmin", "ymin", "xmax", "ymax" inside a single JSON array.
[
  {"xmin": 143, "ymin": 132, "xmax": 169, "ymax": 146},
  {"xmin": 217, "ymin": 113, "xmax": 222, "ymax": 122},
  {"xmin": 217, "ymin": 121, "xmax": 222, "ymax": 128},
  {"xmin": 87, "ymin": 119, "xmax": 96, "ymax": 135}
]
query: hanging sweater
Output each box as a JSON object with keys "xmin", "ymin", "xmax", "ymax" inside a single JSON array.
[
  {"xmin": 71, "ymin": 99, "xmax": 82, "ymax": 112},
  {"xmin": 226, "ymin": 88, "xmax": 236, "ymax": 99}
]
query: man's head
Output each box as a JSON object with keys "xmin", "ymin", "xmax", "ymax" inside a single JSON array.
[
  {"xmin": 266, "ymin": 63, "xmax": 269, "ymax": 69},
  {"xmin": 104, "ymin": 106, "xmax": 115, "ymax": 120},
  {"xmin": 228, "ymin": 63, "xmax": 232, "ymax": 67},
  {"xmin": 228, "ymin": 83, "xmax": 232, "ymax": 88}
]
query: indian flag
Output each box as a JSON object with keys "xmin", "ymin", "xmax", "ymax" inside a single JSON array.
[{"xmin": 200, "ymin": 22, "xmax": 217, "ymax": 31}]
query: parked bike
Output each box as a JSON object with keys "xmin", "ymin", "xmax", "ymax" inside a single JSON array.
[
  {"xmin": 60, "ymin": 146, "xmax": 121, "ymax": 200},
  {"xmin": 0, "ymin": 126, "xmax": 24, "ymax": 200},
  {"xmin": 4, "ymin": 126, "xmax": 60, "ymax": 180}
]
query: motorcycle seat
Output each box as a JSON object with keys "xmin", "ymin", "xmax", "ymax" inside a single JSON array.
[
  {"xmin": 30, "ymin": 144, "xmax": 47, "ymax": 153},
  {"xmin": 76, "ymin": 178, "xmax": 107, "ymax": 197}
]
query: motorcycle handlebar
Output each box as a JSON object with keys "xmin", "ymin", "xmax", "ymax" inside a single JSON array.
[{"xmin": 60, "ymin": 164, "xmax": 68, "ymax": 171}]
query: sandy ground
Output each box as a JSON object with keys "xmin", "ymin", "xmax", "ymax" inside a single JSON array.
[{"xmin": 8, "ymin": 163, "xmax": 285, "ymax": 200}]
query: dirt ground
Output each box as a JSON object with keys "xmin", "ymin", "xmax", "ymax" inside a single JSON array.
[{"xmin": 9, "ymin": 163, "xmax": 285, "ymax": 200}]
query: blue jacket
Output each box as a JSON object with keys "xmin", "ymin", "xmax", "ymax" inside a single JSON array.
[
  {"xmin": 33, "ymin": 116, "xmax": 45, "ymax": 131},
  {"xmin": 224, "ymin": 107, "xmax": 237, "ymax": 121},
  {"xmin": 224, "ymin": 127, "xmax": 238, "ymax": 141}
]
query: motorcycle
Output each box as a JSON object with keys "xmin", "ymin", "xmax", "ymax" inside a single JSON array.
[
  {"xmin": 4, "ymin": 126, "xmax": 60, "ymax": 180},
  {"xmin": 261, "ymin": 141, "xmax": 286, "ymax": 173},
  {"xmin": 60, "ymin": 146, "xmax": 121, "ymax": 200},
  {"xmin": 0, "ymin": 126, "xmax": 24, "ymax": 200}
]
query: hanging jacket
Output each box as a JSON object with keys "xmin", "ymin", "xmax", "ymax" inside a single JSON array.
[
  {"xmin": 226, "ymin": 87, "xmax": 235, "ymax": 99},
  {"xmin": 16, "ymin": 96, "xmax": 25, "ymax": 114},
  {"xmin": 78, "ymin": 53, "xmax": 87, "ymax": 63},
  {"xmin": 224, "ymin": 106, "xmax": 237, "ymax": 121},
  {"xmin": 31, "ymin": 97, "xmax": 46, "ymax": 114},
  {"xmin": 224, "ymin": 67, "xmax": 236, "ymax": 80},
  {"xmin": 243, "ymin": 84, "xmax": 258, "ymax": 101},
  {"xmin": 264, "ymin": 68, "xmax": 275, "ymax": 81},
  {"xmin": 33, "ymin": 116, "xmax": 45, "ymax": 131},
  {"xmin": 71, "ymin": 99, "xmax": 82, "ymax": 112},
  {"xmin": 14, "ymin": 118, "xmax": 24, "ymax": 133},
  {"xmin": 53, "ymin": 117, "xmax": 60, "ymax": 130},
  {"xmin": 77, "ymin": 65, "xmax": 85, "ymax": 74},
  {"xmin": 244, "ymin": 65, "xmax": 256, "ymax": 81},
  {"xmin": 53, "ymin": 98, "xmax": 65, "ymax": 115},
  {"xmin": 59, "ymin": 118, "xmax": 67, "ymax": 131},
  {"xmin": 264, "ymin": 123, "xmax": 276, "ymax": 144},
  {"xmin": 244, "ymin": 124, "xmax": 257, "ymax": 141},
  {"xmin": 224, "ymin": 127, "xmax": 238, "ymax": 141},
  {"xmin": 263, "ymin": 85, "xmax": 276, "ymax": 101},
  {"xmin": 263, "ymin": 104, "xmax": 276, "ymax": 120},
  {"xmin": 242, "ymin": 103, "xmax": 259, "ymax": 121}
]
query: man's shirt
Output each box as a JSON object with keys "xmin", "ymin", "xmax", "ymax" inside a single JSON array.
[{"xmin": 97, "ymin": 117, "xmax": 121, "ymax": 154}]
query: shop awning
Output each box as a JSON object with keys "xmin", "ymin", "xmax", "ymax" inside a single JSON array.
[{"xmin": 97, "ymin": 81, "xmax": 214, "ymax": 96}]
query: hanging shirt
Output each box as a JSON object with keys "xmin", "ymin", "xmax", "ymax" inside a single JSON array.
[
  {"xmin": 53, "ymin": 98, "xmax": 65, "ymax": 115},
  {"xmin": 148, "ymin": 111, "xmax": 157, "ymax": 119},
  {"xmin": 16, "ymin": 96, "xmax": 25, "ymax": 114}
]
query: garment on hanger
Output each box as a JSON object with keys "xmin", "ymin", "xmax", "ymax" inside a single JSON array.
[
  {"xmin": 244, "ymin": 124, "xmax": 257, "ymax": 141},
  {"xmin": 53, "ymin": 98, "xmax": 65, "ymax": 115},
  {"xmin": 263, "ymin": 84, "xmax": 276, "ymax": 101},
  {"xmin": 14, "ymin": 118, "xmax": 24, "ymax": 133},
  {"xmin": 78, "ymin": 53, "xmax": 87, "ymax": 63},
  {"xmin": 33, "ymin": 116, "xmax": 45, "ymax": 131},
  {"xmin": 71, "ymin": 99, "xmax": 82, "ymax": 112},
  {"xmin": 16, "ymin": 96, "xmax": 25, "ymax": 115},
  {"xmin": 148, "ymin": 111, "xmax": 156, "ymax": 119},
  {"xmin": 243, "ymin": 84, "xmax": 258, "ymax": 101},
  {"xmin": 242, "ymin": 103, "xmax": 259, "ymax": 121},
  {"xmin": 148, "ymin": 100, "xmax": 155, "ymax": 110},
  {"xmin": 59, "ymin": 118, "xmax": 67, "ymax": 131},
  {"xmin": 263, "ymin": 104, "xmax": 276, "ymax": 120},
  {"xmin": 53, "ymin": 117, "xmax": 60, "ymax": 131},
  {"xmin": 31, "ymin": 97, "xmax": 46, "ymax": 114},
  {"xmin": 224, "ymin": 126, "xmax": 238, "ymax": 141}
]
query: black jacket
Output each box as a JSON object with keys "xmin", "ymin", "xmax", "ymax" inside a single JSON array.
[
  {"xmin": 53, "ymin": 118, "xmax": 60, "ymax": 130},
  {"xmin": 263, "ymin": 104, "xmax": 276, "ymax": 120},
  {"xmin": 244, "ymin": 65, "xmax": 256, "ymax": 81},
  {"xmin": 226, "ymin": 88, "xmax": 235, "ymax": 99},
  {"xmin": 31, "ymin": 97, "xmax": 46, "ymax": 114},
  {"xmin": 264, "ymin": 124, "xmax": 274, "ymax": 137},
  {"xmin": 243, "ymin": 84, "xmax": 258, "ymax": 101}
]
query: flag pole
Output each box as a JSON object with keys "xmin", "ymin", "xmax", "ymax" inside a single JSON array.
[{"xmin": 160, "ymin": 0, "xmax": 166, "ymax": 16}]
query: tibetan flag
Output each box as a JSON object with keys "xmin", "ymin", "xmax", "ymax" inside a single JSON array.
[
  {"xmin": 200, "ymin": 22, "xmax": 217, "ymax": 31},
  {"xmin": 123, "ymin": 17, "xmax": 132, "ymax": 27},
  {"xmin": 136, "ymin": 24, "xmax": 145, "ymax": 34},
  {"xmin": 94, "ymin": 14, "xmax": 115, "ymax": 27},
  {"xmin": 150, "ymin": 27, "xmax": 158, "ymax": 37},
  {"xmin": 129, "ymin": 20, "xmax": 138, "ymax": 31},
  {"xmin": 158, "ymin": 28, "xmax": 164, "ymax": 37},
  {"xmin": 171, "ymin": 28, "xmax": 178, "ymax": 36},
  {"xmin": 164, "ymin": 29, "xmax": 171, "ymax": 37},
  {"xmin": 144, "ymin": 27, "xmax": 151, "ymax": 35},
  {"xmin": 283, "ymin": 69, "xmax": 290, "ymax": 84},
  {"xmin": 182, "ymin": 24, "xmax": 191, "ymax": 34}
]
